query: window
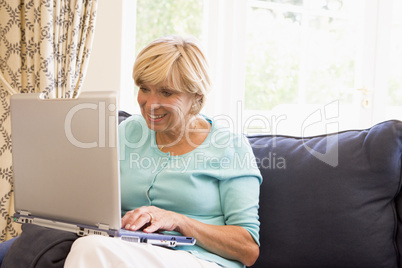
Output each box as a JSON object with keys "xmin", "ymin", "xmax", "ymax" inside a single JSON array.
[
  {"xmin": 387, "ymin": 0, "xmax": 402, "ymax": 116},
  {"xmin": 244, "ymin": 0, "xmax": 365, "ymax": 135},
  {"xmin": 123, "ymin": 0, "xmax": 401, "ymax": 135}
]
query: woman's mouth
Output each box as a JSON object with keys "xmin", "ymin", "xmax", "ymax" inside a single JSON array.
[{"xmin": 147, "ymin": 113, "xmax": 167, "ymax": 122}]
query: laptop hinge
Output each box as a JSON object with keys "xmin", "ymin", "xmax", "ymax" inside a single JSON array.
[
  {"xmin": 20, "ymin": 210, "xmax": 31, "ymax": 216},
  {"xmin": 97, "ymin": 223, "xmax": 110, "ymax": 230}
]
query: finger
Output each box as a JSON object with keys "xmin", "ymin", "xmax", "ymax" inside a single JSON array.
[
  {"xmin": 143, "ymin": 222, "xmax": 159, "ymax": 233},
  {"xmin": 121, "ymin": 211, "xmax": 143, "ymax": 229},
  {"xmin": 121, "ymin": 207, "xmax": 154, "ymax": 230},
  {"xmin": 121, "ymin": 211, "xmax": 135, "ymax": 228},
  {"xmin": 129, "ymin": 213, "xmax": 152, "ymax": 231},
  {"xmin": 121, "ymin": 216, "xmax": 129, "ymax": 228}
]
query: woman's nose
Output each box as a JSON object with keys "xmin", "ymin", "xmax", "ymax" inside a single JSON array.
[{"xmin": 145, "ymin": 93, "xmax": 161, "ymax": 110}]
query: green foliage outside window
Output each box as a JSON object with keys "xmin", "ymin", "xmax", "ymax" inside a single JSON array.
[
  {"xmin": 135, "ymin": 0, "xmax": 204, "ymax": 57},
  {"xmin": 245, "ymin": 5, "xmax": 357, "ymax": 111},
  {"xmin": 245, "ymin": 8, "xmax": 300, "ymax": 111}
]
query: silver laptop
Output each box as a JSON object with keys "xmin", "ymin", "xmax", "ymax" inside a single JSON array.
[{"xmin": 10, "ymin": 91, "xmax": 195, "ymax": 247}]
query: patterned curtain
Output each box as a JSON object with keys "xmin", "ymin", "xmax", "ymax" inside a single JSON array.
[{"xmin": 0, "ymin": 0, "xmax": 98, "ymax": 241}]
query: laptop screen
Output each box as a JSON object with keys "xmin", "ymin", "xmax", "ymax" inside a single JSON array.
[{"xmin": 11, "ymin": 91, "xmax": 121, "ymax": 230}]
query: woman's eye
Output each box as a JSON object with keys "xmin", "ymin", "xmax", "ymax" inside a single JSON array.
[
  {"xmin": 162, "ymin": 91, "xmax": 172, "ymax": 97},
  {"xmin": 140, "ymin": 87, "xmax": 149, "ymax": 93}
]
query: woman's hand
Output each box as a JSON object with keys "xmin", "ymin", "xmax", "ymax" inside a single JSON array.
[
  {"xmin": 121, "ymin": 206, "xmax": 180, "ymax": 233},
  {"xmin": 122, "ymin": 206, "xmax": 259, "ymax": 266}
]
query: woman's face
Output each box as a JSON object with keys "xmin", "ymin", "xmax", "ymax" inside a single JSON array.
[{"xmin": 137, "ymin": 81, "xmax": 195, "ymax": 134}]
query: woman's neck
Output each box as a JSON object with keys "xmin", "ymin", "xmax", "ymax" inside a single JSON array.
[{"xmin": 156, "ymin": 115, "xmax": 210, "ymax": 154}]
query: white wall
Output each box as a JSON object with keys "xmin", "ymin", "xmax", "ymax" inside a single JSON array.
[{"xmin": 82, "ymin": 0, "xmax": 137, "ymax": 114}]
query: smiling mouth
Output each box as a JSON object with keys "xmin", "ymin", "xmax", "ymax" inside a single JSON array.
[{"xmin": 148, "ymin": 113, "xmax": 167, "ymax": 120}]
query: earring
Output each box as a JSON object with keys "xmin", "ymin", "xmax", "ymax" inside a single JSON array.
[{"xmin": 191, "ymin": 103, "xmax": 198, "ymax": 114}]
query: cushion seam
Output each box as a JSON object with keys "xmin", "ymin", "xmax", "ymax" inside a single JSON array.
[{"xmin": 393, "ymin": 152, "xmax": 402, "ymax": 268}]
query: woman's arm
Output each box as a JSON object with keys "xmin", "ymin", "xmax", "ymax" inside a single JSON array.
[
  {"xmin": 121, "ymin": 206, "xmax": 260, "ymax": 266},
  {"xmin": 177, "ymin": 214, "xmax": 260, "ymax": 266}
]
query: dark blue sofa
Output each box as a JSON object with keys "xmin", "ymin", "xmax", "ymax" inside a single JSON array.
[{"xmin": 249, "ymin": 119, "xmax": 402, "ymax": 268}]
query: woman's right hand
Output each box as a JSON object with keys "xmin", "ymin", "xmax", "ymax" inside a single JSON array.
[{"xmin": 121, "ymin": 206, "xmax": 183, "ymax": 233}]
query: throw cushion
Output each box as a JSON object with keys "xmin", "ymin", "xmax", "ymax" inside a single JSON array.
[
  {"xmin": 2, "ymin": 224, "xmax": 78, "ymax": 268},
  {"xmin": 248, "ymin": 120, "xmax": 402, "ymax": 268}
]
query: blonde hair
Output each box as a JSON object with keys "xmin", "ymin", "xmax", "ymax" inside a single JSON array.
[{"xmin": 133, "ymin": 35, "xmax": 212, "ymax": 114}]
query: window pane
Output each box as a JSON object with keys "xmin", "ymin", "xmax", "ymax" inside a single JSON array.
[
  {"xmin": 310, "ymin": 0, "xmax": 344, "ymax": 12},
  {"xmin": 305, "ymin": 15, "xmax": 357, "ymax": 104},
  {"xmin": 245, "ymin": 1, "xmax": 361, "ymax": 111},
  {"xmin": 135, "ymin": 0, "xmax": 204, "ymax": 56},
  {"xmin": 259, "ymin": 0, "xmax": 303, "ymax": 5},
  {"xmin": 388, "ymin": 0, "xmax": 402, "ymax": 106},
  {"xmin": 244, "ymin": 0, "xmax": 365, "ymax": 135},
  {"xmin": 245, "ymin": 7, "xmax": 301, "ymax": 110}
]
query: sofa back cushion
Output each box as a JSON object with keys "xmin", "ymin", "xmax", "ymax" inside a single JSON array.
[{"xmin": 248, "ymin": 120, "xmax": 402, "ymax": 268}]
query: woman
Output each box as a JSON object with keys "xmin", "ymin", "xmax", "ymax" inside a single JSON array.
[{"xmin": 65, "ymin": 35, "xmax": 262, "ymax": 268}]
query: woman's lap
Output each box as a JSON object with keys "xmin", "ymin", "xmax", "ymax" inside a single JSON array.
[{"xmin": 65, "ymin": 235, "xmax": 220, "ymax": 268}]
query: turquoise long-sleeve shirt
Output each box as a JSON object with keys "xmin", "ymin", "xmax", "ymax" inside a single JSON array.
[{"xmin": 119, "ymin": 115, "xmax": 262, "ymax": 268}]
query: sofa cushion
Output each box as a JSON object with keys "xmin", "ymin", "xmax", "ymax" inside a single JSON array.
[{"xmin": 248, "ymin": 120, "xmax": 402, "ymax": 268}]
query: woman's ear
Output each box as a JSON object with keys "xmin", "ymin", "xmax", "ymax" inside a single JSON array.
[
  {"xmin": 190, "ymin": 94, "xmax": 203, "ymax": 115},
  {"xmin": 195, "ymin": 93, "xmax": 202, "ymax": 103}
]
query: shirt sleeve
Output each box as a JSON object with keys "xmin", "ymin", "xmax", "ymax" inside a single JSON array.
[{"xmin": 218, "ymin": 134, "xmax": 263, "ymax": 245}]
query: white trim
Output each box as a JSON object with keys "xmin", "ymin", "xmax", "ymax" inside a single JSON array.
[
  {"xmin": 120, "ymin": 0, "xmax": 138, "ymax": 114},
  {"xmin": 203, "ymin": 0, "xmax": 248, "ymax": 123},
  {"xmin": 371, "ymin": 0, "xmax": 392, "ymax": 124}
]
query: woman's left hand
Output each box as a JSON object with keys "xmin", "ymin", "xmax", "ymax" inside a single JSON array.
[
  {"xmin": 121, "ymin": 206, "xmax": 181, "ymax": 233},
  {"xmin": 121, "ymin": 205, "xmax": 259, "ymax": 266}
]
